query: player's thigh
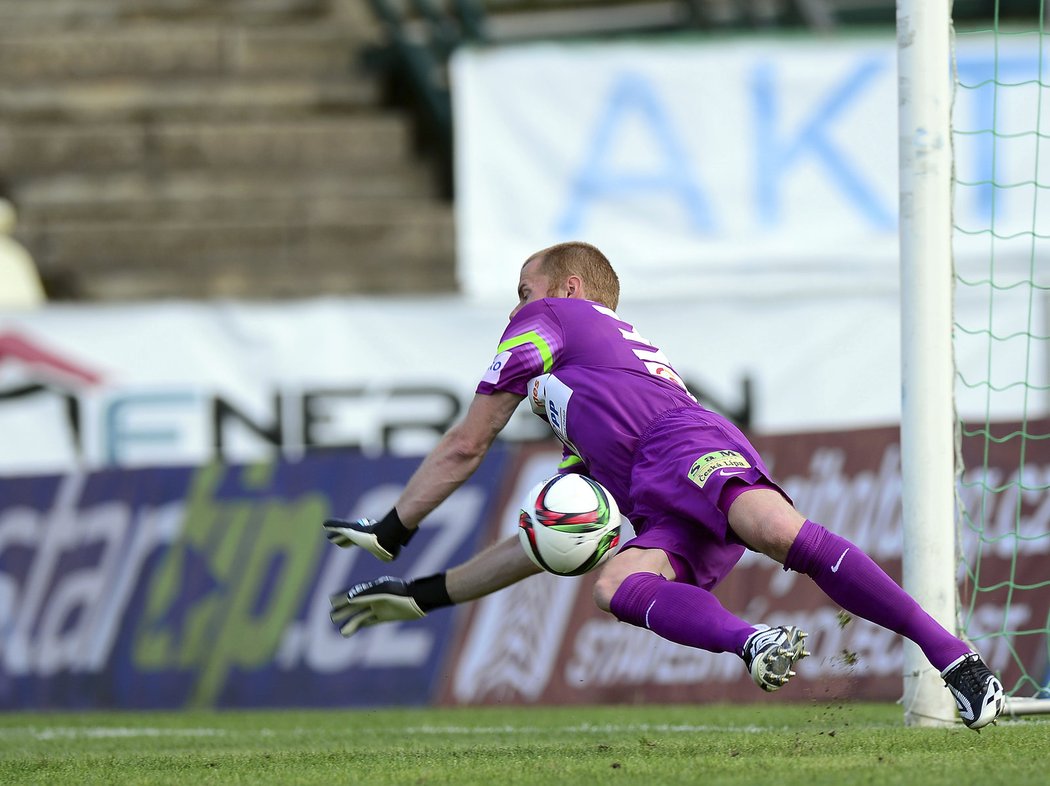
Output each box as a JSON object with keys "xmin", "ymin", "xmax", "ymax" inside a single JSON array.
[{"xmin": 592, "ymin": 546, "xmax": 675, "ymax": 612}]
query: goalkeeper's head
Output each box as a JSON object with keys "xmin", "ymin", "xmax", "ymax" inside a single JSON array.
[{"xmin": 524, "ymin": 241, "xmax": 620, "ymax": 311}]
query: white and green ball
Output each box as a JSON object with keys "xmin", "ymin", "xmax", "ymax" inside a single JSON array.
[{"xmin": 518, "ymin": 474, "xmax": 622, "ymax": 577}]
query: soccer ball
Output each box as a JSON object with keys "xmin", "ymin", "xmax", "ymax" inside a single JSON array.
[{"xmin": 518, "ymin": 474, "xmax": 622, "ymax": 576}]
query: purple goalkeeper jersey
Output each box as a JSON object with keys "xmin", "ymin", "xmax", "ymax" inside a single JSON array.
[{"xmin": 476, "ymin": 298, "xmax": 701, "ymax": 510}]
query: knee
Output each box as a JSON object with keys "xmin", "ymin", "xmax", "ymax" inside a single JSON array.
[
  {"xmin": 727, "ymin": 489, "xmax": 805, "ymax": 563},
  {"xmin": 750, "ymin": 518, "xmax": 804, "ymax": 563},
  {"xmin": 592, "ymin": 570, "xmax": 621, "ymax": 613},
  {"xmin": 592, "ymin": 547, "xmax": 674, "ymax": 613}
]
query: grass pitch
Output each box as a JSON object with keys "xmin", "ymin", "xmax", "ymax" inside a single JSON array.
[{"xmin": 1, "ymin": 702, "xmax": 1046, "ymax": 785}]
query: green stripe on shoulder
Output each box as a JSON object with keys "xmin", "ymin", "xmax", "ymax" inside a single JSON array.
[
  {"xmin": 497, "ymin": 330, "xmax": 553, "ymax": 373},
  {"xmin": 558, "ymin": 455, "xmax": 584, "ymax": 470}
]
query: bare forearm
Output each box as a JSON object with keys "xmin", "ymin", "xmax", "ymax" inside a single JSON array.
[
  {"xmin": 332, "ymin": 536, "xmax": 544, "ymax": 627},
  {"xmin": 395, "ymin": 433, "xmax": 486, "ymax": 527},
  {"xmin": 394, "ymin": 392, "xmax": 522, "ymax": 528},
  {"xmin": 446, "ymin": 534, "xmax": 542, "ymax": 603}
]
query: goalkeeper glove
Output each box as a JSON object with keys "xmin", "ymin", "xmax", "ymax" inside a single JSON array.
[
  {"xmin": 329, "ymin": 577, "xmax": 425, "ymax": 637},
  {"xmin": 323, "ymin": 508, "xmax": 416, "ymax": 562},
  {"xmin": 328, "ymin": 573, "xmax": 453, "ymax": 638}
]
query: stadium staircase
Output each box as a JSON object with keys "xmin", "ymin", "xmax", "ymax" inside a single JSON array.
[{"xmin": 0, "ymin": 0, "xmax": 457, "ymax": 300}]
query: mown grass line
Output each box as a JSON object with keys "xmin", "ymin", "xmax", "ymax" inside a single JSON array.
[{"xmin": 0, "ymin": 703, "xmax": 1045, "ymax": 785}]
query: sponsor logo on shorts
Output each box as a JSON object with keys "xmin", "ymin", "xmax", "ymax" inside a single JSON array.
[{"xmin": 687, "ymin": 450, "xmax": 751, "ymax": 488}]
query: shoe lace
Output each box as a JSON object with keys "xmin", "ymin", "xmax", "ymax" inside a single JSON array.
[
  {"xmin": 949, "ymin": 657, "xmax": 989, "ymax": 696},
  {"xmin": 744, "ymin": 628, "xmax": 782, "ymax": 665}
]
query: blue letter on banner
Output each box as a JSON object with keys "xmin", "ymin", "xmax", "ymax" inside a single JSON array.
[
  {"xmin": 753, "ymin": 56, "xmax": 894, "ymax": 230},
  {"xmin": 558, "ymin": 72, "xmax": 715, "ymax": 235}
]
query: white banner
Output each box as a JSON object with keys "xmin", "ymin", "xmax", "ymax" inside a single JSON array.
[
  {"xmin": 451, "ymin": 35, "xmax": 1049, "ymax": 300},
  {"xmin": 1, "ymin": 290, "xmax": 1040, "ymax": 474}
]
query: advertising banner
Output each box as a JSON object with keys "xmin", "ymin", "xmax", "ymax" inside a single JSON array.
[
  {"xmin": 451, "ymin": 35, "xmax": 1046, "ymax": 302},
  {"xmin": 0, "ymin": 298, "xmax": 893, "ymax": 472},
  {"xmin": 0, "ymin": 448, "xmax": 509, "ymax": 709},
  {"xmin": 2, "ymin": 294, "xmax": 1041, "ymax": 475},
  {"xmin": 442, "ymin": 426, "xmax": 1050, "ymax": 706},
  {"xmin": 2, "ymin": 423, "xmax": 1044, "ymax": 710}
]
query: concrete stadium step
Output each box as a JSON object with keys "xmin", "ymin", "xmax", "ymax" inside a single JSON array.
[
  {"xmin": 20, "ymin": 201, "xmax": 456, "ymax": 299},
  {"xmin": 53, "ymin": 257, "xmax": 458, "ymax": 301},
  {"xmin": 0, "ymin": 76, "xmax": 378, "ymax": 123},
  {"xmin": 22, "ymin": 200, "xmax": 453, "ymax": 262},
  {"xmin": 0, "ymin": 0, "xmax": 449, "ymax": 302},
  {"xmin": 16, "ymin": 169, "xmax": 441, "ymax": 221},
  {"xmin": 0, "ymin": 115, "xmax": 413, "ymax": 177},
  {"xmin": 0, "ymin": 21, "xmax": 368, "ymax": 82},
  {"xmin": 0, "ymin": 0, "xmax": 360, "ymax": 30}
]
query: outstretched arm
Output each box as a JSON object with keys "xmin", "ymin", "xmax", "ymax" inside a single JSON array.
[
  {"xmin": 329, "ymin": 534, "xmax": 543, "ymax": 637},
  {"xmin": 447, "ymin": 532, "xmax": 542, "ymax": 603},
  {"xmin": 324, "ymin": 390, "xmax": 523, "ymax": 561},
  {"xmin": 395, "ymin": 390, "xmax": 524, "ymax": 527}
]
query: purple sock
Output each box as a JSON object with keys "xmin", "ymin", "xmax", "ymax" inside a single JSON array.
[
  {"xmin": 784, "ymin": 520, "xmax": 970, "ymax": 671},
  {"xmin": 609, "ymin": 572, "xmax": 757, "ymax": 655}
]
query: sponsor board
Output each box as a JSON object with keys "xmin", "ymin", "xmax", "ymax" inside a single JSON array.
[
  {"xmin": 442, "ymin": 426, "xmax": 1050, "ymax": 705},
  {"xmin": 0, "ymin": 310, "xmax": 755, "ymax": 474},
  {"xmin": 0, "ymin": 449, "xmax": 508, "ymax": 709},
  {"xmin": 0, "ymin": 295, "xmax": 1040, "ymax": 476},
  {"xmin": 453, "ymin": 36, "xmax": 1041, "ymax": 302}
]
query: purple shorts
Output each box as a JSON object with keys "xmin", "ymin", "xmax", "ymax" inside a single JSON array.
[{"xmin": 620, "ymin": 408, "xmax": 789, "ymax": 590}]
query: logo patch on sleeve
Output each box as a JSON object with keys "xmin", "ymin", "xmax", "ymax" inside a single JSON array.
[
  {"xmin": 528, "ymin": 373, "xmax": 549, "ymax": 416},
  {"xmin": 687, "ymin": 450, "xmax": 751, "ymax": 488},
  {"xmin": 481, "ymin": 350, "xmax": 512, "ymax": 385}
]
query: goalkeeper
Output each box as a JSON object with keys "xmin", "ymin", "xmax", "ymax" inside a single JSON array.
[{"xmin": 325, "ymin": 241, "xmax": 1003, "ymax": 731}]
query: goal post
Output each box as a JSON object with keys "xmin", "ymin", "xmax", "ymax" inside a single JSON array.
[
  {"xmin": 897, "ymin": 0, "xmax": 959, "ymax": 727},
  {"xmin": 899, "ymin": 0, "xmax": 1050, "ymax": 724}
]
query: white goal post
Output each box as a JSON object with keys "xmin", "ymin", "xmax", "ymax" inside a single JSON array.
[
  {"xmin": 897, "ymin": 0, "xmax": 959, "ymax": 728},
  {"xmin": 898, "ymin": 0, "xmax": 1050, "ymax": 725}
]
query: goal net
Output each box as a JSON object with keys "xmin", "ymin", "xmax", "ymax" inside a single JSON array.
[{"xmin": 952, "ymin": 3, "xmax": 1050, "ymax": 716}]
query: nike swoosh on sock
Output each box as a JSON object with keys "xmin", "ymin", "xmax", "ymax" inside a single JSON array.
[{"xmin": 831, "ymin": 548, "xmax": 850, "ymax": 573}]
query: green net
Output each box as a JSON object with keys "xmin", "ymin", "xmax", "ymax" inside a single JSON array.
[{"xmin": 952, "ymin": 2, "xmax": 1050, "ymax": 700}]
